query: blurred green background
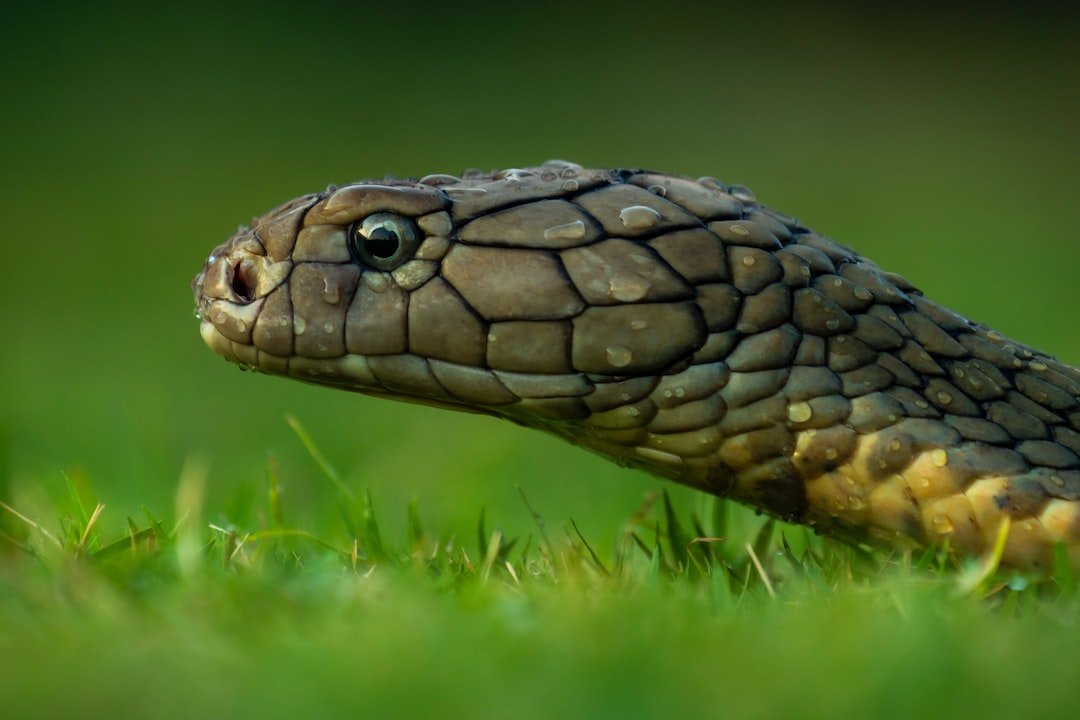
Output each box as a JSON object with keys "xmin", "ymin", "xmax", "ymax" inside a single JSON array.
[{"xmin": 2, "ymin": 1, "xmax": 1078, "ymax": 546}]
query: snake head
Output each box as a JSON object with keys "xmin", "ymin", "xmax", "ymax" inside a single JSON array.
[{"xmin": 192, "ymin": 164, "xmax": 730, "ymax": 425}]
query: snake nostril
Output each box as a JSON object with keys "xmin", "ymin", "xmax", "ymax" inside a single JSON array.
[{"xmin": 231, "ymin": 260, "xmax": 257, "ymax": 303}]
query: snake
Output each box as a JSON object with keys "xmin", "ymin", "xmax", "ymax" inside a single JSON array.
[{"xmin": 192, "ymin": 161, "xmax": 1080, "ymax": 574}]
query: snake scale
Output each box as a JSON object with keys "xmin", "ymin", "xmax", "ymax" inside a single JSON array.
[{"xmin": 192, "ymin": 161, "xmax": 1080, "ymax": 573}]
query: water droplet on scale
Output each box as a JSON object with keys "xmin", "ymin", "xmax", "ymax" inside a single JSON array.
[
  {"xmin": 543, "ymin": 220, "xmax": 586, "ymax": 242},
  {"xmin": 787, "ymin": 401, "xmax": 813, "ymax": 423},
  {"xmin": 606, "ymin": 345, "xmax": 634, "ymax": 368},
  {"xmin": 933, "ymin": 515, "xmax": 954, "ymax": 534},
  {"xmin": 619, "ymin": 205, "xmax": 662, "ymax": 230},
  {"xmin": 322, "ymin": 278, "xmax": 341, "ymax": 304}
]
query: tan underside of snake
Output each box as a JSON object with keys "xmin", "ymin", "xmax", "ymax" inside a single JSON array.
[{"xmin": 192, "ymin": 161, "xmax": 1080, "ymax": 574}]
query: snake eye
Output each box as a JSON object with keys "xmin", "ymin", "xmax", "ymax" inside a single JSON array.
[{"xmin": 349, "ymin": 213, "xmax": 421, "ymax": 271}]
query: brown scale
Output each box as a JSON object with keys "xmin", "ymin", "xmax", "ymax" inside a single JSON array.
[{"xmin": 192, "ymin": 161, "xmax": 1080, "ymax": 574}]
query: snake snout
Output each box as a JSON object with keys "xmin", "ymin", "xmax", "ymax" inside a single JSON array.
[{"xmin": 192, "ymin": 229, "xmax": 288, "ymax": 366}]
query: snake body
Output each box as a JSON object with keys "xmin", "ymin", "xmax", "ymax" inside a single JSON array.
[{"xmin": 193, "ymin": 161, "xmax": 1080, "ymax": 573}]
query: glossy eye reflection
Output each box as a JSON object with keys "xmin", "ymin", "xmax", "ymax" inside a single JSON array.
[{"xmin": 349, "ymin": 213, "xmax": 421, "ymax": 270}]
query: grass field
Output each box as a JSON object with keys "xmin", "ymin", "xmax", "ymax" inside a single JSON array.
[{"xmin": 3, "ymin": 3, "xmax": 1080, "ymax": 718}]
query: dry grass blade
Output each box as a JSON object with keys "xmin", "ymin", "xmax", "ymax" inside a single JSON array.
[
  {"xmin": 745, "ymin": 542, "xmax": 775, "ymax": 598},
  {"xmin": 0, "ymin": 500, "xmax": 61, "ymax": 549}
]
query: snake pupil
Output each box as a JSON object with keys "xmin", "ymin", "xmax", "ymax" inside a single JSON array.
[{"xmin": 365, "ymin": 226, "xmax": 400, "ymax": 259}]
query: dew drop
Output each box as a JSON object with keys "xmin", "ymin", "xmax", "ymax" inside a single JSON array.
[
  {"xmin": 1052, "ymin": 474, "xmax": 1065, "ymax": 488},
  {"xmin": 236, "ymin": 320, "xmax": 247, "ymax": 333},
  {"xmin": 729, "ymin": 223, "xmax": 750, "ymax": 237},
  {"xmin": 889, "ymin": 439, "xmax": 902, "ymax": 451},
  {"xmin": 443, "ymin": 186, "xmax": 488, "ymax": 196},
  {"xmin": 853, "ymin": 287, "xmax": 873, "ymax": 302},
  {"xmin": 824, "ymin": 447, "xmax": 838, "ymax": 461},
  {"xmin": 619, "ymin": 205, "xmax": 662, "ymax": 230},
  {"xmin": 825, "ymin": 319, "xmax": 840, "ymax": 331},
  {"xmin": 914, "ymin": 400, "xmax": 930, "ymax": 409},
  {"xmin": 787, "ymin": 401, "xmax": 813, "ymax": 424},
  {"xmin": 673, "ymin": 386, "xmax": 686, "ymax": 398},
  {"xmin": 561, "ymin": 179, "xmax": 579, "ymax": 192},
  {"xmin": 742, "ymin": 255, "xmax": 756, "ymax": 267},
  {"xmin": 936, "ymin": 391, "xmax": 953, "ymax": 405},
  {"xmin": 323, "ymin": 322, "xmax": 335, "ymax": 334},
  {"xmin": 543, "ymin": 220, "xmax": 586, "ymax": 242},
  {"xmin": 606, "ymin": 345, "xmax": 634, "ymax": 368},
  {"xmin": 646, "ymin": 184, "xmax": 667, "ymax": 197},
  {"xmin": 987, "ymin": 331, "xmax": 1004, "ymax": 343},
  {"xmin": 608, "ymin": 276, "xmax": 649, "ymax": 302},
  {"xmin": 930, "ymin": 449, "xmax": 948, "ymax": 467},
  {"xmin": 933, "ymin": 514, "xmax": 954, "ymax": 534},
  {"xmin": 630, "ymin": 318, "xmax": 648, "ymax": 331},
  {"xmin": 849, "ymin": 496, "xmax": 864, "ymax": 510},
  {"xmin": 1030, "ymin": 361, "xmax": 1048, "ymax": 372},
  {"xmin": 322, "ymin": 278, "xmax": 341, "ymax": 304},
  {"xmin": 294, "ymin": 316, "xmax": 307, "ymax": 335},
  {"xmin": 729, "ymin": 184, "xmax": 756, "ymax": 203}
]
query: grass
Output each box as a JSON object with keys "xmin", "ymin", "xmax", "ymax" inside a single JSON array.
[{"xmin": 3, "ymin": 420, "xmax": 1079, "ymax": 719}]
